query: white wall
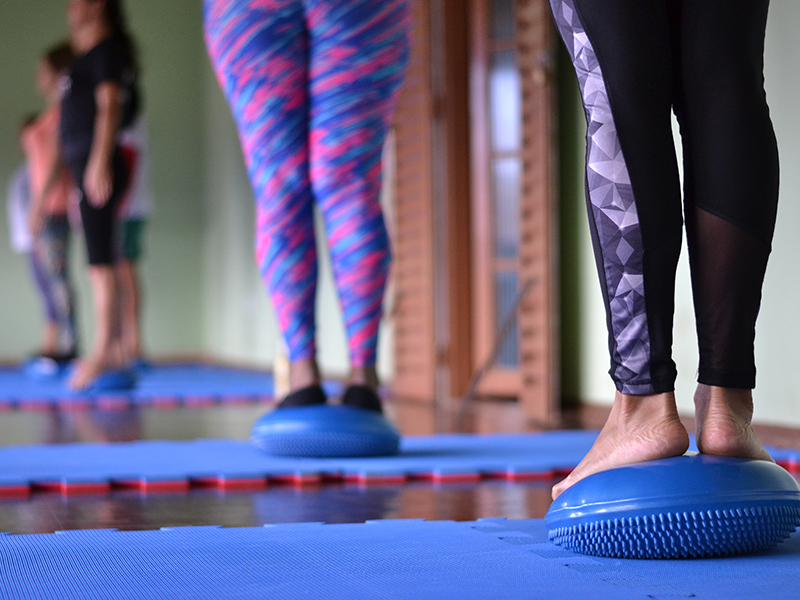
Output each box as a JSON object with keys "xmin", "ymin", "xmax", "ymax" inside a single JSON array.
[{"xmin": 567, "ymin": 2, "xmax": 800, "ymax": 427}]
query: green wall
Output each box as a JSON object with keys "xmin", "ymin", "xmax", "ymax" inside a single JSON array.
[{"xmin": 0, "ymin": 1, "xmax": 205, "ymax": 359}]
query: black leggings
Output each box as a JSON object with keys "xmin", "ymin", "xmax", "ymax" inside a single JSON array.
[
  {"xmin": 551, "ymin": 0, "xmax": 779, "ymax": 393},
  {"xmin": 72, "ymin": 150, "xmax": 129, "ymax": 266}
]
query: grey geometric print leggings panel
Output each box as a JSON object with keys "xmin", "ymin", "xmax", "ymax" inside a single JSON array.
[{"xmin": 550, "ymin": 0, "xmax": 779, "ymax": 394}]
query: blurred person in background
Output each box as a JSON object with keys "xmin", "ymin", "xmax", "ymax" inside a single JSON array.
[
  {"xmin": 117, "ymin": 116, "xmax": 154, "ymax": 370},
  {"xmin": 22, "ymin": 44, "xmax": 79, "ymax": 366},
  {"xmin": 39, "ymin": 0, "xmax": 140, "ymax": 389}
]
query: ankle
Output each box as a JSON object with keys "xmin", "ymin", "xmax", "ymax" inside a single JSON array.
[
  {"xmin": 694, "ymin": 384, "xmax": 754, "ymax": 422},
  {"xmin": 348, "ymin": 366, "xmax": 379, "ymax": 392},
  {"xmin": 611, "ymin": 391, "xmax": 681, "ymax": 427},
  {"xmin": 289, "ymin": 358, "xmax": 321, "ymax": 392}
]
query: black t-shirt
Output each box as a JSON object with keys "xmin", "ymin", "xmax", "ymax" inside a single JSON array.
[{"xmin": 60, "ymin": 33, "xmax": 140, "ymax": 171}]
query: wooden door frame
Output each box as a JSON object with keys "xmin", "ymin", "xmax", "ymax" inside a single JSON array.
[
  {"xmin": 516, "ymin": 0, "xmax": 560, "ymax": 424},
  {"xmin": 468, "ymin": 0, "xmax": 560, "ymax": 420},
  {"xmin": 392, "ymin": 0, "xmax": 559, "ymax": 428},
  {"xmin": 469, "ymin": 0, "xmax": 523, "ymax": 398}
]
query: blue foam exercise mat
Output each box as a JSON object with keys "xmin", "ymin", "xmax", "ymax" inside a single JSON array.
[
  {"xmin": 252, "ymin": 404, "xmax": 401, "ymax": 458},
  {"xmin": 0, "ymin": 431, "xmax": 600, "ymax": 496},
  {"xmin": 0, "ymin": 363, "xmax": 346, "ymax": 410},
  {"xmin": 1, "ymin": 518, "xmax": 799, "ymax": 599},
  {"xmin": 0, "ymin": 431, "xmax": 798, "ymax": 497},
  {"xmin": 547, "ymin": 453, "xmax": 800, "ymax": 559}
]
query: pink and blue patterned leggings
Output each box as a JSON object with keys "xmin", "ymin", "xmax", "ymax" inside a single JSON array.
[{"xmin": 204, "ymin": 0, "xmax": 410, "ymax": 366}]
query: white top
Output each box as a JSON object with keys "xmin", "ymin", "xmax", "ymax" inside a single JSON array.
[
  {"xmin": 6, "ymin": 163, "xmax": 32, "ymax": 254},
  {"xmin": 118, "ymin": 116, "xmax": 154, "ymax": 220}
]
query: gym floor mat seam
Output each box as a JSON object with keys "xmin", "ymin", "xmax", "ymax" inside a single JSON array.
[{"xmin": 0, "ymin": 432, "xmax": 797, "ymax": 498}]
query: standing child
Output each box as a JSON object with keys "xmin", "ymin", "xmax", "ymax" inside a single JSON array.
[{"xmin": 22, "ymin": 43, "xmax": 79, "ymax": 365}]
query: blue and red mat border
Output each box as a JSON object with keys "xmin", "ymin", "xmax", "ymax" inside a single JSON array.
[{"xmin": 0, "ymin": 431, "xmax": 797, "ymax": 498}]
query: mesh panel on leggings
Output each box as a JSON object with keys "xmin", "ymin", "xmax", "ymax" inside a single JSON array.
[{"xmin": 686, "ymin": 207, "xmax": 770, "ymax": 389}]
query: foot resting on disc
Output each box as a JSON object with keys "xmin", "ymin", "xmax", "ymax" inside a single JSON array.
[
  {"xmin": 341, "ymin": 385, "xmax": 383, "ymax": 413},
  {"xmin": 552, "ymin": 385, "xmax": 775, "ymax": 500},
  {"xmin": 277, "ymin": 384, "xmax": 326, "ymax": 409},
  {"xmin": 552, "ymin": 391, "xmax": 690, "ymax": 500},
  {"xmin": 694, "ymin": 384, "xmax": 773, "ymax": 462},
  {"xmin": 68, "ymin": 352, "xmax": 126, "ymax": 391}
]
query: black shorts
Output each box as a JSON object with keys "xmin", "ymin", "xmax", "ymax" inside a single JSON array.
[{"xmin": 72, "ymin": 151, "xmax": 129, "ymax": 266}]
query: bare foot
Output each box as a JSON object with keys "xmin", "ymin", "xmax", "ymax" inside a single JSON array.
[
  {"xmin": 694, "ymin": 384, "xmax": 773, "ymax": 462},
  {"xmin": 68, "ymin": 352, "xmax": 124, "ymax": 391},
  {"xmin": 552, "ymin": 391, "xmax": 689, "ymax": 500}
]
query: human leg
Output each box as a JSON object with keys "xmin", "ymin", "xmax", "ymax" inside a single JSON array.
[
  {"xmin": 38, "ymin": 216, "xmax": 78, "ymax": 357},
  {"xmin": 69, "ymin": 156, "xmax": 127, "ymax": 390},
  {"xmin": 307, "ymin": 0, "xmax": 410, "ymax": 396},
  {"xmin": 116, "ymin": 219, "xmax": 146, "ymax": 359},
  {"xmin": 116, "ymin": 259, "xmax": 141, "ymax": 359},
  {"xmin": 205, "ymin": 0, "xmax": 322, "ymax": 394},
  {"xmin": 549, "ymin": 0, "xmax": 689, "ymax": 496},
  {"xmin": 673, "ymin": 0, "xmax": 777, "ymax": 459},
  {"xmin": 28, "ymin": 246, "xmax": 59, "ymax": 356},
  {"xmin": 70, "ymin": 265, "xmax": 123, "ymax": 390}
]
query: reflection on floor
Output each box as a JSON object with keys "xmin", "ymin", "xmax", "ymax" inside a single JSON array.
[{"xmin": 0, "ymin": 480, "xmax": 555, "ymax": 535}]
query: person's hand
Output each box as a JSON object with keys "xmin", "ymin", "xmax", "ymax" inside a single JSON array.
[
  {"xmin": 28, "ymin": 204, "xmax": 45, "ymax": 237},
  {"xmin": 84, "ymin": 156, "xmax": 113, "ymax": 207}
]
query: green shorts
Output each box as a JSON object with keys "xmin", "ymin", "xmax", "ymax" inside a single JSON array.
[{"xmin": 119, "ymin": 219, "xmax": 147, "ymax": 261}]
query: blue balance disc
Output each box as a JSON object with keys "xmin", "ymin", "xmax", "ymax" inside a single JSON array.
[
  {"xmin": 251, "ymin": 404, "xmax": 401, "ymax": 458},
  {"xmin": 65, "ymin": 367, "xmax": 138, "ymax": 393},
  {"xmin": 546, "ymin": 453, "xmax": 800, "ymax": 559},
  {"xmin": 92, "ymin": 369, "xmax": 137, "ymax": 391},
  {"xmin": 24, "ymin": 357, "xmax": 71, "ymax": 381}
]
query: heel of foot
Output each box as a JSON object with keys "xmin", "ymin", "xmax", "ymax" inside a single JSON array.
[
  {"xmin": 696, "ymin": 418, "xmax": 773, "ymax": 462},
  {"xmin": 341, "ymin": 385, "xmax": 383, "ymax": 414},
  {"xmin": 277, "ymin": 385, "xmax": 327, "ymax": 409}
]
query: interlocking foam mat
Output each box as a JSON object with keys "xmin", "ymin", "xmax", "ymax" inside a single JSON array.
[
  {"xmin": 0, "ymin": 518, "xmax": 798, "ymax": 599},
  {"xmin": 0, "ymin": 432, "xmax": 597, "ymax": 496},
  {"xmin": 1, "ymin": 431, "xmax": 797, "ymax": 497},
  {"xmin": 0, "ymin": 363, "xmax": 345, "ymax": 410}
]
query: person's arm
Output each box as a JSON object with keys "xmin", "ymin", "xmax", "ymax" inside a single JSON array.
[
  {"xmin": 25, "ymin": 127, "xmax": 61, "ymax": 237},
  {"xmin": 83, "ymin": 81, "xmax": 123, "ymax": 207}
]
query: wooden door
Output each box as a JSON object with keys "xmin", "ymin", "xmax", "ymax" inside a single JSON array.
[{"xmin": 392, "ymin": 0, "xmax": 559, "ymax": 427}]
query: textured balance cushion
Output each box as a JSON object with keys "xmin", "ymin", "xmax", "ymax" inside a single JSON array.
[
  {"xmin": 64, "ymin": 367, "xmax": 138, "ymax": 393},
  {"xmin": 546, "ymin": 453, "xmax": 800, "ymax": 559},
  {"xmin": 251, "ymin": 404, "xmax": 401, "ymax": 458},
  {"xmin": 24, "ymin": 357, "xmax": 70, "ymax": 382}
]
